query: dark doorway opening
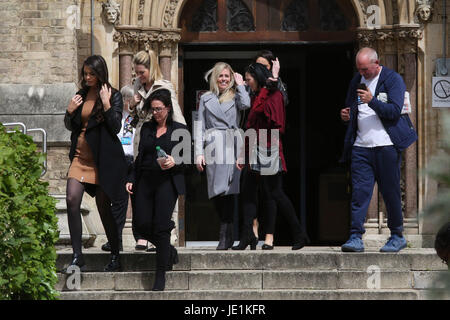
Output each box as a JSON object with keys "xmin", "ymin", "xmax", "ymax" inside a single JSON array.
[{"xmin": 181, "ymin": 42, "xmax": 355, "ymax": 246}]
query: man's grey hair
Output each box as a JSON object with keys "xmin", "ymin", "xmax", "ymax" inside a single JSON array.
[
  {"xmin": 356, "ymin": 47, "xmax": 378, "ymax": 63},
  {"xmin": 120, "ymin": 85, "xmax": 134, "ymax": 100}
]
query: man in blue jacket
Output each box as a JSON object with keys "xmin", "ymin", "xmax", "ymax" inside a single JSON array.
[{"xmin": 340, "ymin": 47, "xmax": 417, "ymax": 253}]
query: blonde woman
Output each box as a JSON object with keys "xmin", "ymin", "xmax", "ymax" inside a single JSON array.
[
  {"xmin": 129, "ymin": 50, "xmax": 186, "ymax": 251},
  {"xmin": 195, "ymin": 62, "xmax": 251, "ymax": 250},
  {"xmin": 130, "ymin": 49, "xmax": 186, "ymax": 158}
]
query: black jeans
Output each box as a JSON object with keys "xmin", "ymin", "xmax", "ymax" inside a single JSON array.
[
  {"xmin": 212, "ymin": 194, "xmax": 236, "ymax": 223},
  {"xmin": 132, "ymin": 171, "xmax": 178, "ymax": 270},
  {"xmin": 241, "ymin": 170, "xmax": 304, "ymax": 242}
]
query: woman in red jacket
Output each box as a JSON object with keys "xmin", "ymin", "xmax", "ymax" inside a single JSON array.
[{"xmin": 233, "ymin": 62, "xmax": 309, "ymax": 250}]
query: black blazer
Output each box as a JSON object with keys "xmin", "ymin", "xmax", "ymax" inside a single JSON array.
[
  {"xmin": 64, "ymin": 87, "xmax": 128, "ymax": 202},
  {"xmin": 128, "ymin": 120, "xmax": 187, "ymax": 196}
]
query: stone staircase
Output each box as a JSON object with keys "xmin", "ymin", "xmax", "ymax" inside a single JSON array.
[{"xmin": 56, "ymin": 247, "xmax": 449, "ymax": 300}]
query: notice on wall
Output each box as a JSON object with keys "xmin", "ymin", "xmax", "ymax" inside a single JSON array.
[{"xmin": 432, "ymin": 77, "xmax": 450, "ymax": 108}]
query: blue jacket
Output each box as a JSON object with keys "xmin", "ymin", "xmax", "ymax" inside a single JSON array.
[{"xmin": 340, "ymin": 66, "xmax": 418, "ymax": 162}]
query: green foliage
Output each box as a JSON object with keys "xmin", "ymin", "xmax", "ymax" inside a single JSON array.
[
  {"xmin": 0, "ymin": 123, "xmax": 59, "ymax": 300},
  {"xmin": 422, "ymin": 113, "xmax": 450, "ymax": 227},
  {"xmin": 422, "ymin": 113, "xmax": 450, "ymax": 298}
]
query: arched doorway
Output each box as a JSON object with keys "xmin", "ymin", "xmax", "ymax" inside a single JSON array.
[{"xmin": 178, "ymin": 0, "xmax": 358, "ymax": 246}]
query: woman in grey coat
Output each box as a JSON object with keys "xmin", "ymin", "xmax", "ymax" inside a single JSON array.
[{"xmin": 195, "ymin": 62, "xmax": 251, "ymax": 250}]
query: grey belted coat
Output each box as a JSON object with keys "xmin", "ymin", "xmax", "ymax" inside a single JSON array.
[{"xmin": 195, "ymin": 85, "xmax": 251, "ymax": 199}]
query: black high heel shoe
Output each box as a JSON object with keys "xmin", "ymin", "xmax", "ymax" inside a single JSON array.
[
  {"xmin": 103, "ymin": 254, "xmax": 121, "ymax": 272},
  {"xmin": 262, "ymin": 243, "xmax": 274, "ymax": 250},
  {"xmin": 232, "ymin": 234, "xmax": 258, "ymax": 250},
  {"xmin": 63, "ymin": 253, "xmax": 86, "ymax": 274}
]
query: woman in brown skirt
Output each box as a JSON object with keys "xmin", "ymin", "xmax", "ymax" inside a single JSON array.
[{"xmin": 63, "ymin": 55, "xmax": 128, "ymax": 273}]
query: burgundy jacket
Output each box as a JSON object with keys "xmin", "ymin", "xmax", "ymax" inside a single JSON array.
[{"xmin": 246, "ymin": 87, "xmax": 287, "ymax": 172}]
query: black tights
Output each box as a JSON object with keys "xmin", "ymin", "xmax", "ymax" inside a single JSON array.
[
  {"xmin": 212, "ymin": 194, "xmax": 235, "ymax": 223},
  {"xmin": 66, "ymin": 178, "xmax": 120, "ymax": 255}
]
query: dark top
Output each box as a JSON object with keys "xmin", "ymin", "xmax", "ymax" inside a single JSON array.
[
  {"xmin": 140, "ymin": 131, "xmax": 172, "ymax": 171},
  {"xmin": 128, "ymin": 120, "xmax": 187, "ymax": 195}
]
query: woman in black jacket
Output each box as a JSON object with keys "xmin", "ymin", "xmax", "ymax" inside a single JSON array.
[
  {"xmin": 126, "ymin": 88, "xmax": 186, "ymax": 291},
  {"xmin": 64, "ymin": 55, "xmax": 128, "ymax": 273}
]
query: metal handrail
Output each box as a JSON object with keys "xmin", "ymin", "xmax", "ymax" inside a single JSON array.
[
  {"xmin": 3, "ymin": 122, "xmax": 48, "ymax": 177},
  {"xmin": 27, "ymin": 128, "xmax": 48, "ymax": 176},
  {"xmin": 4, "ymin": 122, "xmax": 27, "ymax": 134}
]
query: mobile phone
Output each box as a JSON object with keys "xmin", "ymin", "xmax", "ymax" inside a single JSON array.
[{"xmin": 357, "ymin": 83, "xmax": 367, "ymax": 91}]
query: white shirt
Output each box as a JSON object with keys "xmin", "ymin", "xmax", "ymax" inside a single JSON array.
[
  {"xmin": 354, "ymin": 67, "xmax": 393, "ymax": 148},
  {"xmin": 117, "ymin": 110, "xmax": 135, "ymax": 157}
]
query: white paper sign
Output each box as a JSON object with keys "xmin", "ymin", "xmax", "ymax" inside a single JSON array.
[{"xmin": 432, "ymin": 77, "xmax": 450, "ymax": 108}]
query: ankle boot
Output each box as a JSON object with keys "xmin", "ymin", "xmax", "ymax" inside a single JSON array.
[
  {"xmin": 63, "ymin": 253, "xmax": 86, "ymax": 274},
  {"xmin": 103, "ymin": 254, "xmax": 121, "ymax": 272},
  {"xmin": 216, "ymin": 223, "xmax": 228, "ymax": 250},
  {"xmin": 232, "ymin": 227, "xmax": 257, "ymax": 250},
  {"xmin": 152, "ymin": 269, "xmax": 166, "ymax": 291}
]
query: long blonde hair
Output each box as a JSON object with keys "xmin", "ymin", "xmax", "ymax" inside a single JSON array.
[
  {"xmin": 133, "ymin": 49, "xmax": 163, "ymax": 83},
  {"xmin": 204, "ymin": 62, "xmax": 236, "ymax": 103}
]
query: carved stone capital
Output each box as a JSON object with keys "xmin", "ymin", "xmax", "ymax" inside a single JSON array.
[
  {"xmin": 114, "ymin": 28, "xmax": 181, "ymax": 54},
  {"xmin": 396, "ymin": 26, "xmax": 423, "ymax": 53},
  {"xmin": 357, "ymin": 26, "xmax": 423, "ymax": 54},
  {"xmin": 159, "ymin": 41, "xmax": 173, "ymax": 57}
]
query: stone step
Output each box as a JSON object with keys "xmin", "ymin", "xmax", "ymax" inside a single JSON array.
[
  {"xmin": 56, "ymin": 248, "xmax": 446, "ymax": 272},
  {"xmin": 58, "ymin": 289, "xmax": 423, "ymax": 300},
  {"xmin": 56, "ymin": 270, "xmax": 446, "ymax": 292}
]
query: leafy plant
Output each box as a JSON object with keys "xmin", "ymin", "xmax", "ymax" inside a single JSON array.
[
  {"xmin": 422, "ymin": 113, "xmax": 450, "ymax": 227},
  {"xmin": 421, "ymin": 113, "xmax": 450, "ymax": 299},
  {"xmin": 0, "ymin": 123, "xmax": 59, "ymax": 300}
]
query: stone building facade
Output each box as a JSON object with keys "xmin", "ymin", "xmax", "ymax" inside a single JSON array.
[{"xmin": 0, "ymin": 0, "xmax": 448, "ymax": 248}]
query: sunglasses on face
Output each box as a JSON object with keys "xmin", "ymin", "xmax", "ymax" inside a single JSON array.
[{"xmin": 150, "ymin": 107, "xmax": 166, "ymax": 113}]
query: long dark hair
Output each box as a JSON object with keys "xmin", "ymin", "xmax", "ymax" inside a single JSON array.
[
  {"xmin": 245, "ymin": 62, "xmax": 277, "ymax": 93},
  {"xmin": 79, "ymin": 55, "xmax": 116, "ymax": 121},
  {"xmin": 254, "ymin": 50, "xmax": 276, "ymax": 70},
  {"xmin": 145, "ymin": 88, "xmax": 174, "ymax": 126}
]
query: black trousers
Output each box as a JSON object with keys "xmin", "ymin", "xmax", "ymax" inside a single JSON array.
[
  {"xmin": 241, "ymin": 170, "xmax": 303, "ymax": 241},
  {"xmin": 132, "ymin": 170, "xmax": 178, "ymax": 270},
  {"xmin": 212, "ymin": 194, "xmax": 236, "ymax": 223},
  {"xmin": 110, "ymin": 155, "xmax": 144, "ymax": 242}
]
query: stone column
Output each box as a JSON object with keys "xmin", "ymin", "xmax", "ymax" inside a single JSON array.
[
  {"xmin": 159, "ymin": 41, "xmax": 173, "ymax": 81},
  {"xmin": 119, "ymin": 49, "xmax": 133, "ymax": 89},
  {"xmin": 114, "ymin": 29, "xmax": 139, "ymax": 89},
  {"xmin": 398, "ymin": 33, "xmax": 421, "ymax": 233}
]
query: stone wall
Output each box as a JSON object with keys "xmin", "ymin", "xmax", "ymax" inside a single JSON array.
[{"xmin": 0, "ymin": 0, "xmax": 78, "ymax": 84}]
